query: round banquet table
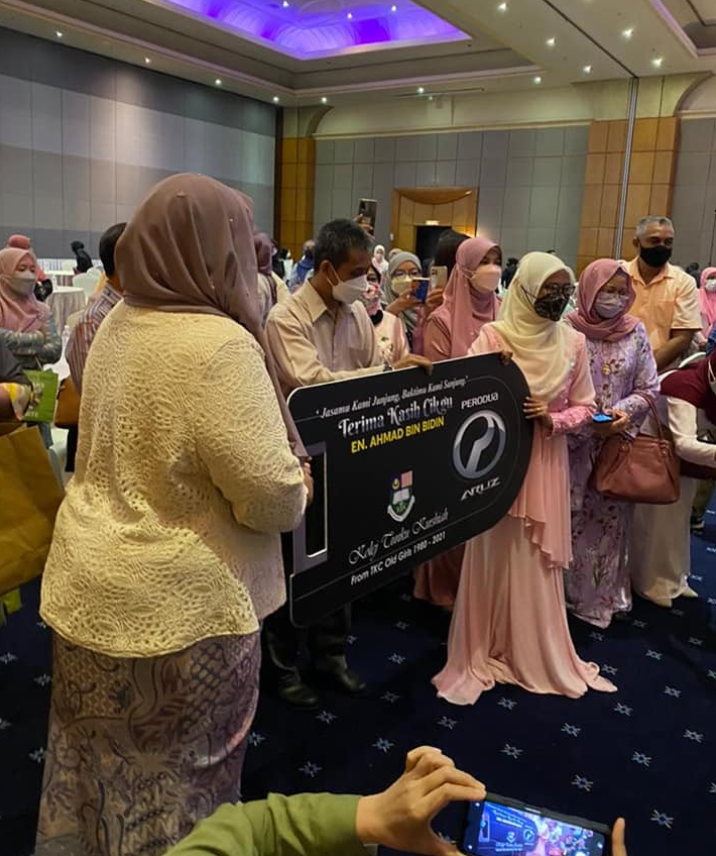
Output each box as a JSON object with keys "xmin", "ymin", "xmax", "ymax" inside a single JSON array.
[{"xmin": 46, "ymin": 286, "xmax": 86, "ymax": 332}]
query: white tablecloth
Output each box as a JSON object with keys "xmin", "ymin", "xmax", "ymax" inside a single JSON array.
[{"xmin": 47, "ymin": 287, "xmax": 86, "ymax": 332}]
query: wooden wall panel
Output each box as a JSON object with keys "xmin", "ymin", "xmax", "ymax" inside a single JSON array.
[
  {"xmin": 577, "ymin": 117, "xmax": 680, "ymax": 273},
  {"xmin": 278, "ymin": 136, "xmax": 316, "ymax": 259},
  {"xmin": 389, "ymin": 187, "xmax": 479, "ymax": 255}
]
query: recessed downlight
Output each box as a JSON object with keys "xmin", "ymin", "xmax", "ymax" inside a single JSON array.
[
  {"xmin": 417, "ymin": 86, "xmax": 425, "ymax": 94},
  {"xmin": 214, "ymin": 78, "xmax": 222, "ymax": 86},
  {"xmin": 652, "ymin": 56, "xmax": 663, "ymax": 67},
  {"xmin": 533, "ymin": 76, "xmax": 542, "ymax": 84},
  {"xmin": 273, "ymin": 95, "xmax": 280, "ymax": 103},
  {"xmin": 546, "ymin": 37, "xmax": 555, "ymax": 47},
  {"xmin": 622, "ymin": 27, "xmax": 634, "ymax": 39},
  {"xmin": 582, "ymin": 65, "xmax": 592, "ymax": 74},
  {"xmin": 321, "ymin": 96, "xmax": 328, "ymax": 104}
]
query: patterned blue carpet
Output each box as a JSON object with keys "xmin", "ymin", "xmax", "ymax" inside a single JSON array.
[{"xmin": 2, "ymin": 523, "xmax": 715, "ymax": 856}]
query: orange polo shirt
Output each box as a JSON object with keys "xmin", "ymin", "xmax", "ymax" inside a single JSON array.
[{"xmin": 626, "ymin": 257, "xmax": 701, "ymax": 352}]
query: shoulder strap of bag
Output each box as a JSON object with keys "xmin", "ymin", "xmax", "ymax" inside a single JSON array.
[{"xmin": 633, "ymin": 392, "xmax": 667, "ymax": 442}]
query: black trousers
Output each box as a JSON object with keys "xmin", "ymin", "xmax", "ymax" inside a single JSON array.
[
  {"xmin": 262, "ymin": 603, "xmax": 352, "ymax": 683},
  {"xmin": 262, "ymin": 442, "xmax": 353, "ymax": 681}
]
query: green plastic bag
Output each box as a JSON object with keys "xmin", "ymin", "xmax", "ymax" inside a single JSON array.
[{"xmin": 22, "ymin": 370, "xmax": 59, "ymax": 423}]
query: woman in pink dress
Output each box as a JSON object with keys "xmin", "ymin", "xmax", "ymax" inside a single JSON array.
[
  {"xmin": 433, "ymin": 252, "xmax": 617, "ymax": 704},
  {"xmin": 414, "ymin": 236, "xmax": 502, "ymax": 608},
  {"xmin": 564, "ymin": 259, "xmax": 658, "ymax": 627}
]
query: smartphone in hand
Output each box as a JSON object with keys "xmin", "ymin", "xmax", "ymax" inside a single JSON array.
[
  {"xmin": 411, "ymin": 278, "xmax": 431, "ymax": 303},
  {"xmin": 460, "ymin": 793, "xmax": 611, "ymax": 856},
  {"xmin": 357, "ymin": 198, "xmax": 377, "ymax": 232},
  {"xmin": 592, "ymin": 413, "xmax": 614, "ymax": 424}
]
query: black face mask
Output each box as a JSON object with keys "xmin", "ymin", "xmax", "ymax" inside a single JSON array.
[
  {"xmin": 533, "ymin": 293, "xmax": 570, "ymax": 322},
  {"xmin": 639, "ymin": 243, "xmax": 672, "ymax": 269}
]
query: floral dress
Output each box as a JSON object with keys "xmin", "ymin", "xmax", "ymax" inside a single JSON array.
[{"xmin": 566, "ymin": 322, "xmax": 659, "ymax": 628}]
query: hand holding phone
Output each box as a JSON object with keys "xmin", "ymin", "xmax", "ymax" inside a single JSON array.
[
  {"xmin": 592, "ymin": 413, "xmax": 614, "ymax": 424},
  {"xmin": 356, "ymin": 747, "xmax": 485, "ymax": 856}
]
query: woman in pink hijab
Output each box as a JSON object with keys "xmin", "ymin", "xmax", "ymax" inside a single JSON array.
[
  {"xmin": 414, "ymin": 236, "xmax": 502, "ymax": 609},
  {"xmin": 7, "ymin": 234, "xmax": 48, "ymax": 284},
  {"xmin": 422, "ymin": 235, "xmax": 502, "ymax": 361},
  {"xmin": 698, "ymin": 266, "xmax": 716, "ymax": 341},
  {"xmin": 564, "ymin": 258, "xmax": 659, "ymax": 627},
  {"xmin": 0, "ymin": 247, "xmax": 61, "ymax": 370}
]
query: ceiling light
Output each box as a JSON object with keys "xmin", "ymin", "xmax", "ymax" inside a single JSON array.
[
  {"xmin": 55, "ymin": 31, "xmax": 63, "ymax": 38},
  {"xmin": 417, "ymin": 86, "xmax": 425, "ymax": 94},
  {"xmin": 320, "ymin": 96, "xmax": 328, "ymax": 104},
  {"xmin": 144, "ymin": 57, "xmax": 151, "ymax": 64},
  {"xmin": 546, "ymin": 37, "xmax": 555, "ymax": 47},
  {"xmin": 282, "ymin": 0, "xmax": 290, "ymax": 6},
  {"xmin": 273, "ymin": 95, "xmax": 280, "ymax": 102},
  {"xmin": 428, "ymin": 95, "xmax": 434, "ymax": 101},
  {"xmin": 582, "ymin": 65, "xmax": 592, "ymax": 74},
  {"xmin": 214, "ymin": 78, "xmax": 222, "ymax": 86},
  {"xmin": 622, "ymin": 27, "xmax": 634, "ymax": 39},
  {"xmin": 497, "ymin": 2, "xmax": 508, "ymax": 10},
  {"xmin": 533, "ymin": 76, "xmax": 542, "ymax": 84},
  {"xmin": 391, "ymin": 4, "xmax": 397, "ymax": 10},
  {"xmin": 652, "ymin": 56, "xmax": 663, "ymax": 67},
  {"xmin": 347, "ymin": 12, "xmax": 353, "ymax": 19}
]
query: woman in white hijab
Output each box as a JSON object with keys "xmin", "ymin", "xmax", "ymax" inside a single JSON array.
[
  {"xmin": 433, "ymin": 252, "xmax": 616, "ymax": 705},
  {"xmin": 373, "ymin": 244, "xmax": 389, "ymax": 275}
]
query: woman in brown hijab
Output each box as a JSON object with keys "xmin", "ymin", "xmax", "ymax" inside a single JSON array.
[{"xmin": 36, "ymin": 174, "xmax": 310, "ymax": 856}]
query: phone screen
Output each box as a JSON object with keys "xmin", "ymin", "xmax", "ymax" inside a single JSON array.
[
  {"xmin": 592, "ymin": 413, "xmax": 614, "ymax": 423},
  {"xmin": 358, "ymin": 198, "xmax": 377, "ymax": 229},
  {"xmin": 462, "ymin": 798, "xmax": 607, "ymax": 856}
]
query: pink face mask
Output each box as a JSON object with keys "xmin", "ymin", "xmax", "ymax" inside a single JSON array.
[
  {"xmin": 361, "ymin": 282, "xmax": 382, "ymax": 316},
  {"xmin": 469, "ymin": 264, "xmax": 501, "ymax": 293}
]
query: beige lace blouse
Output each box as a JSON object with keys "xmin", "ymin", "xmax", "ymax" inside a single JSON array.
[{"xmin": 41, "ymin": 304, "xmax": 307, "ymax": 657}]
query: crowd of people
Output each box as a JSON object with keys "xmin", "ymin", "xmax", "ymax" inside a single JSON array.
[{"xmin": 3, "ymin": 170, "xmax": 709, "ymax": 855}]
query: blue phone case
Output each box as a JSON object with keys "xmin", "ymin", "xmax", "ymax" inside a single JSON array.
[{"xmin": 413, "ymin": 281, "xmax": 429, "ymax": 302}]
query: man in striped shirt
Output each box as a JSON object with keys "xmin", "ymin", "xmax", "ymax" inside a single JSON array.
[{"xmin": 67, "ymin": 222, "xmax": 126, "ymax": 392}]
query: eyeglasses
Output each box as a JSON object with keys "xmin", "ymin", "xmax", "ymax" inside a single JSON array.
[{"xmin": 539, "ymin": 283, "xmax": 576, "ymax": 299}]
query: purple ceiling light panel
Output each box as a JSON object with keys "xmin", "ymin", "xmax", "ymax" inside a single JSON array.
[{"xmin": 162, "ymin": 0, "xmax": 468, "ymax": 58}]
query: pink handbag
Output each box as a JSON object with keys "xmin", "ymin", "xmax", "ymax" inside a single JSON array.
[{"xmin": 591, "ymin": 394, "xmax": 680, "ymax": 505}]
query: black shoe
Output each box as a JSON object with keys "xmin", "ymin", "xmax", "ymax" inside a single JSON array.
[
  {"xmin": 276, "ymin": 676, "xmax": 321, "ymax": 710},
  {"xmin": 311, "ymin": 665, "xmax": 367, "ymax": 696}
]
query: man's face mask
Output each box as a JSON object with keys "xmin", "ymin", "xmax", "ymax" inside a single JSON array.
[
  {"xmin": 329, "ymin": 266, "xmax": 369, "ymax": 305},
  {"xmin": 638, "ymin": 242, "xmax": 672, "ymax": 269}
]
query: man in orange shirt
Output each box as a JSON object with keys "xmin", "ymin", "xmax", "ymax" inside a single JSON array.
[{"xmin": 626, "ymin": 216, "xmax": 701, "ymax": 371}]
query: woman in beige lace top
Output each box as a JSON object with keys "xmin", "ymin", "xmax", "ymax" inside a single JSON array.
[{"xmin": 35, "ymin": 174, "xmax": 309, "ymax": 856}]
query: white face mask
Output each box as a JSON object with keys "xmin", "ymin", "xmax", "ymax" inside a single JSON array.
[
  {"xmin": 470, "ymin": 264, "xmax": 501, "ymax": 293},
  {"xmin": 706, "ymin": 278, "xmax": 716, "ymax": 293},
  {"xmin": 9, "ymin": 271, "xmax": 36, "ymax": 296},
  {"xmin": 331, "ymin": 268, "xmax": 369, "ymax": 304},
  {"xmin": 594, "ymin": 293, "xmax": 629, "ymax": 319}
]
